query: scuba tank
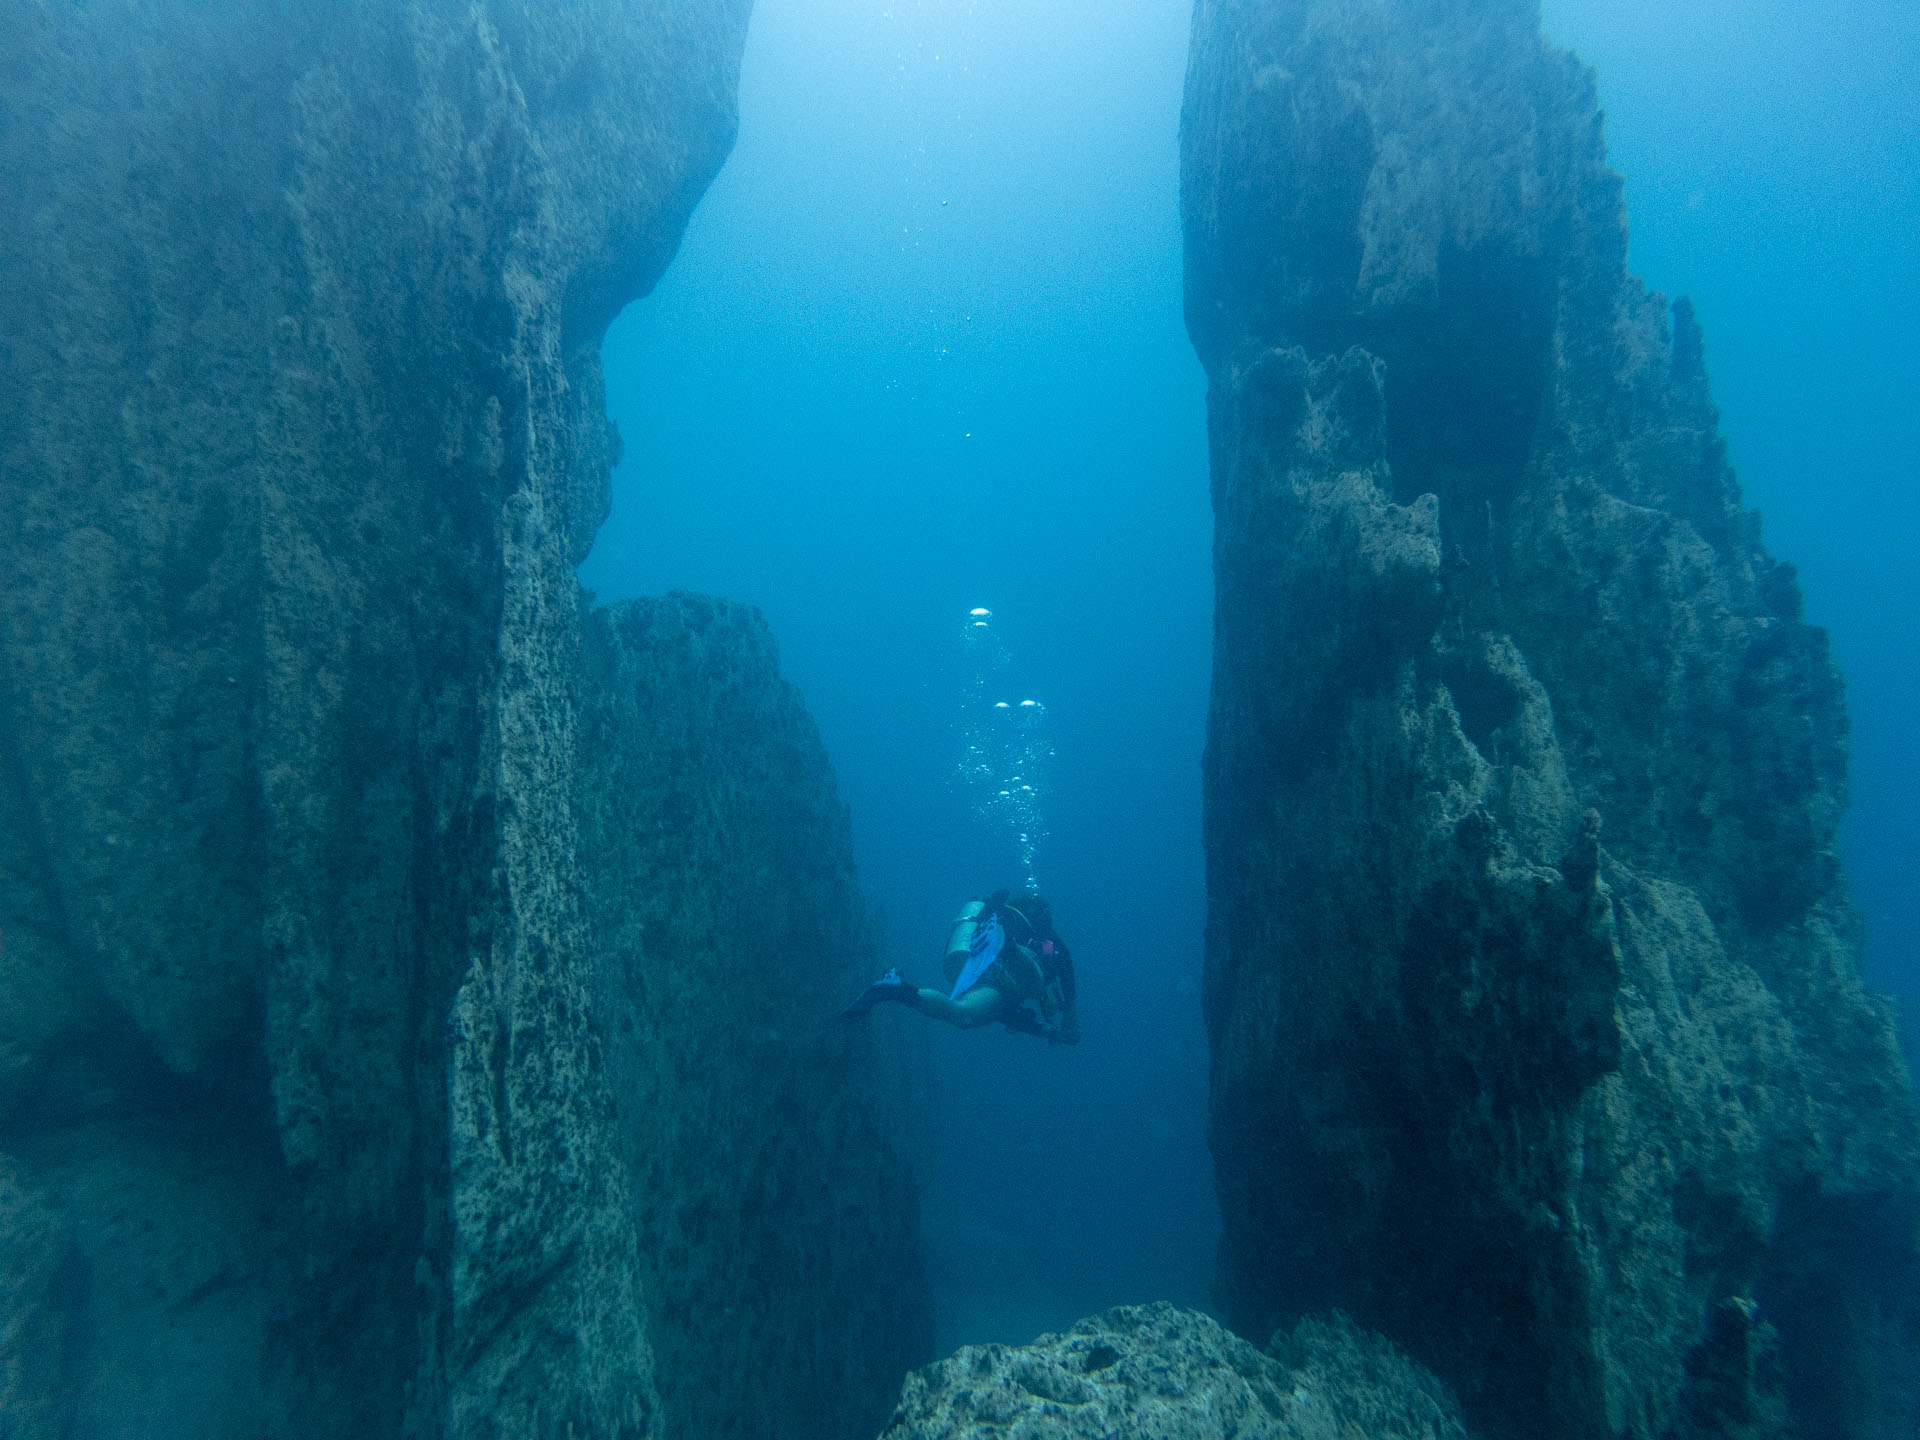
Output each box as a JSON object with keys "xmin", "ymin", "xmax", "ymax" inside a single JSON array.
[
  {"xmin": 943, "ymin": 900, "xmax": 988, "ymax": 987},
  {"xmin": 945, "ymin": 895, "xmax": 1046, "ymax": 1002}
]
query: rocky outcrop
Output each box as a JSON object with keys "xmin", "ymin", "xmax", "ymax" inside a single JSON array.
[
  {"xmin": 578, "ymin": 593, "xmax": 933, "ymax": 1440},
  {"xmin": 0, "ymin": 2, "xmax": 928, "ymax": 1436},
  {"xmin": 1183, "ymin": 4, "xmax": 1920, "ymax": 1440},
  {"xmin": 879, "ymin": 1302, "xmax": 1466, "ymax": 1440}
]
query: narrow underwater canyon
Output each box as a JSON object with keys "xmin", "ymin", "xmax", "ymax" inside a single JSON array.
[{"xmin": 2, "ymin": 2, "xmax": 1916, "ymax": 1439}]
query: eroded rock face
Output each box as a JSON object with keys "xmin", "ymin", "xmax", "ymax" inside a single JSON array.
[
  {"xmin": 1, "ymin": 3, "xmax": 928, "ymax": 1437},
  {"xmin": 578, "ymin": 594, "xmax": 934, "ymax": 1440},
  {"xmin": 1182, "ymin": 3, "xmax": 1920, "ymax": 1439},
  {"xmin": 879, "ymin": 1302, "xmax": 1465, "ymax": 1440}
]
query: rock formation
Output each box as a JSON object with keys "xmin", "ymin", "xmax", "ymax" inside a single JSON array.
[
  {"xmin": 1182, "ymin": 3, "xmax": 1920, "ymax": 1440},
  {"xmin": 578, "ymin": 594, "xmax": 933, "ymax": 1440},
  {"xmin": 0, "ymin": 3, "xmax": 929, "ymax": 1436},
  {"xmin": 878, "ymin": 1301, "xmax": 1465, "ymax": 1440}
]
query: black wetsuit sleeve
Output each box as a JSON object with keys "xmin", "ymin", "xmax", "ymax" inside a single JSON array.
[{"xmin": 1054, "ymin": 943, "xmax": 1078, "ymax": 1041}]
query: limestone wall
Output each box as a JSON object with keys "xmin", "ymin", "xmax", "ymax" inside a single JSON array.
[
  {"xmin": 1182, "ymin": 3, "xmax": 1920, "ymax": 1437},
  {"xmin": 578, "ymin": 594, "xmax": 932, "ymax": 1440},
  {"xmin": 0, "ymin": 3, "xmax": 928, "ymax": 1435}
]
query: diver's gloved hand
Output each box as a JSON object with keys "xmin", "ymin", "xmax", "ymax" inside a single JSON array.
[{"xmin": 840, "ymin": 968, "xmax": 917, "ymax": 1020}]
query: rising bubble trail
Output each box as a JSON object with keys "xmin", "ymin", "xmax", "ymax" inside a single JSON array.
[{"xmin": 957, "ymin": 608, "xmax": 1051, "ymax": 889}]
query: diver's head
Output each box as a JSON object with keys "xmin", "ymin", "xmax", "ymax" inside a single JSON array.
[{"xmin": 1007, "ymin": 889, "xmax": 1050, "ymax": 934}]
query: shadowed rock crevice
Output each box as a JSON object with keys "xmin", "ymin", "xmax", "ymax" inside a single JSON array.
[{"xmin": 1183, "ymin": 2, "xmax": 1920, "ymax": 1438}]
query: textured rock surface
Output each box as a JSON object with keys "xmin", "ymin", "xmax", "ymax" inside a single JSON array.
[
  {"xmin": 578, "ymin": 593, "xmax": 933, "ymax": 1440},
  {"xmin": 1183, "ymin": 4, "xmax": 1920, "ymax": 1440},
  {"xmin": 879, "ymin": 1302, "xmax": 1465, "ymax": 1440},
  {"xmin": 1, "ymin": 2, "xmax": 928, "ymax": 1437}
]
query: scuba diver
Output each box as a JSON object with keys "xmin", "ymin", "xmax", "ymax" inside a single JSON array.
[{"xmin": 843, "ymin": 888, "xmax": 1079, "ymax": 1044}]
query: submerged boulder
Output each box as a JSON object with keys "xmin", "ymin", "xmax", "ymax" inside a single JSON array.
[
  {"xmin": 879, "ymin": 1302, "xmax": 1466, "ymax": 1440},
  {"xmin": 1183, "ymin": 2, "xmax": 1920, "ymax": 1439}
]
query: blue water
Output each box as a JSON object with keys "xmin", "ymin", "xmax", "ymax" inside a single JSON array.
[{"xmin": 580, "ymin": 0, "xmax": 1920, "ymax": 1352}]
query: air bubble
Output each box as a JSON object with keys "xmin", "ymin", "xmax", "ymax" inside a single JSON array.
[{"xmin": 955, "ymin": 609, "xmax": 1051, "ymax": 887}]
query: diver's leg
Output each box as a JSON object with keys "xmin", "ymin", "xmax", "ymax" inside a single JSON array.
[{"xmin": 911, "ymin": 985, "xmax": 1004, "ymax": 1029}]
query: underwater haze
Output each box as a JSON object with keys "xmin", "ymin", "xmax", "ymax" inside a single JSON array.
[
  {"xmin": 579, "ymin": 0, "xmax": 1920, "ymax": 1351},
  {"xmin": 581, "ymin": 0, "xmax": 1216, "ymax": 1351}
]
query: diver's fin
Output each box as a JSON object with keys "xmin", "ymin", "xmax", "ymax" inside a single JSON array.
[
  {"xmin": 841, "ymin": 967, "xmax": 911, "ymax": 1020},
  {"xmin": 949, "ymin": 916, "xmax": 1004, "ymax": 1000}
]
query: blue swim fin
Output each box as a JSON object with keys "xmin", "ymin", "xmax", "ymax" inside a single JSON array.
[{"xmin": 950, "ymin": 916, "xmax": 1004, "ymax": 1000}]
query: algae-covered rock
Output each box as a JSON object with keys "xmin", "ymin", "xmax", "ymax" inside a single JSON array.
[
  {"xmin": 879, "ymin": 1302, "xmax": 1465, "ymax": 1440},
  {"xmin": 1183, "ymin": 3, "xmax": 1920, "ymax": 1439},
  {"xmin": 0, "ymin": 2, "xmax": 929, "ymax": 1437}
]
